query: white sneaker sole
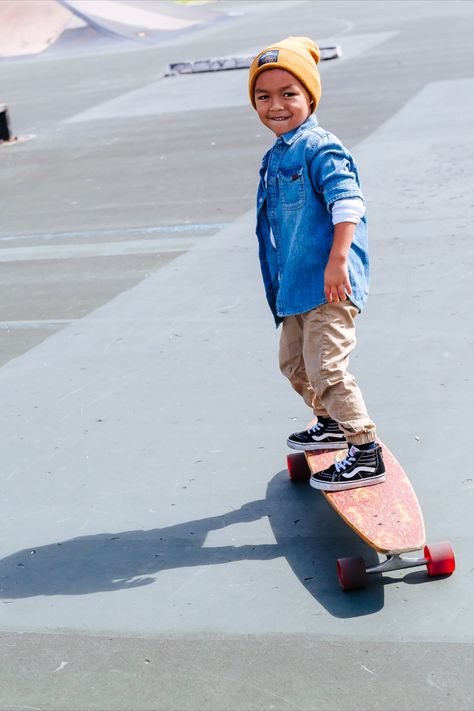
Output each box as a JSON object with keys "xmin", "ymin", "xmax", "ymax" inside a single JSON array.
[
  {"xmin": 287, "ymin": 439, "xmax": 347, "ymax": 451},
  {"xmin": 309, "ymin": 472, "xmax": 386, "ymax": 491}
]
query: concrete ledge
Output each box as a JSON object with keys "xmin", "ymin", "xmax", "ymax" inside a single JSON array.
[{"xmin": 165, "ymin": 46, "xmax": 341, "ymax": 76}]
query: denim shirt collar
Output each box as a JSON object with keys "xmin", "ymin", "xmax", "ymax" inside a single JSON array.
[{"xmin": 277, "ymin": 113, "xmax": 319, "ymax": 146}]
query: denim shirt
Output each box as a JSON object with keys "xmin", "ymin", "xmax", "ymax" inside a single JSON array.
[{"xmin": 255, "ymin": 114, "xmax": 369, "ymax": 326}]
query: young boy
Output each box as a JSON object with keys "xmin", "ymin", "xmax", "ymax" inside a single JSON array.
[{"xmin": 249, "ymin": 36, "xmax": 385, "ymax": 491}]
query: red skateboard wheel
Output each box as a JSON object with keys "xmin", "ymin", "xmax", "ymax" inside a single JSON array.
[
  {"xmin": 287, "ymin": 452, "xmax": 311, "ymax": 482},
  {"xmin": 424, "ymin": 541, "xmax": 456, "ymax": 576},
  {"xmin": 336, "ymin": 556, "xmax": 367, "ymax": 591}
]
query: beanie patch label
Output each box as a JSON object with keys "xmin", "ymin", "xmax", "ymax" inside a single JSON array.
[{"xmin": 258, "ymin": 49, "xmax": 279, "ymax": 67}]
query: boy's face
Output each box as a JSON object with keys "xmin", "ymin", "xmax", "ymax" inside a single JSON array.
[{"xmin": 254, "ymin": 68, "xmax": 313, "ymax": 137}]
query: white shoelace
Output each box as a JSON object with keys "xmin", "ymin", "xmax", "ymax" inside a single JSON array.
[
  {"xmin": 308, "ymin": 423, "xmax": 323, "ymax": 433},
  {"xmin": 335, "ymin": 452, "xmax": 357, "ymax": 473}
]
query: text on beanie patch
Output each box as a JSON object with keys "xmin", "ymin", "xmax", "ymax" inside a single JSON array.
[{"xmin": 258, "ymin": 50, "xmax": 279, "ymax": 67}]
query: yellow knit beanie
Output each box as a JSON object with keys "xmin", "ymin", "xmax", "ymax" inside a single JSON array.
[{"xmin": 248, "ymin": 36, "xmax": 321, "ymax": 110}]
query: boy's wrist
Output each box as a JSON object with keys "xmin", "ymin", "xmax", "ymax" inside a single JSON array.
[
  {"xmin": 327, "ymin": 251, "xmax": 348, "ymax": 265},
  {"xmin": 330, "ymin": 221, "xmax": 354, "ymax": 265}
]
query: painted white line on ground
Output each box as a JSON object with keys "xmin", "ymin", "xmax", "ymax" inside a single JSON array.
[
  {"xmin": 0, "ymin": 238, "xmax": 194, "ymax": 261},
  {"xmin": 0, "ymin": 321, "xmax": 74, "ymax": 331},
  {"xmin": 0, "ymin": 223, "xmax": 229, "ymax": 243}
]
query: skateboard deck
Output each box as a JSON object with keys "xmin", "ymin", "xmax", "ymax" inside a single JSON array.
[
  {"xmin": 286, "ymin": 440, "xmax": 455, "ymax": 590},
  {"xmin": 306, "ymin": 440, "xmax": 425, "ymax": 555}
]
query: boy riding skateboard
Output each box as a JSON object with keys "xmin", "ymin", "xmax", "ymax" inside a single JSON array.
[{"xmin": 249, "ymin": 36, "xmax": 385, "ymax": 491}]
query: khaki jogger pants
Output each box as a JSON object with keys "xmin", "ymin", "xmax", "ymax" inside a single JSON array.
[{"xmin": 279, "ymin": 301, "xmax": 376, "ymax": 446}]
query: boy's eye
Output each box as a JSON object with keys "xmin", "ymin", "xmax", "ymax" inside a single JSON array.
[
  {"xmin": 256, "ymin": 94, "xmax": 269, "ymax": 101},
  {"xmin": 283, "ymin": 92, "xmax": 296, "ymax": 97}
]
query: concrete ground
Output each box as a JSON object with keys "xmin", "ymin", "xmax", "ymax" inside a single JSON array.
[{"xmin": 0, "ymin": 1, "xmax": 473, "ymax": 709}]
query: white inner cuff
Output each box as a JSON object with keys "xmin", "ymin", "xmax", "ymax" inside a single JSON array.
[{"xmin": 331, "ymin": 197, "xmax": 366, "ymax": 225}]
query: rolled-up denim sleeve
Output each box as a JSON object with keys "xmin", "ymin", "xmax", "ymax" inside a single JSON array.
[{"xmin": 309, "ymin": 133, "xmax": 364, "ymax": 208}]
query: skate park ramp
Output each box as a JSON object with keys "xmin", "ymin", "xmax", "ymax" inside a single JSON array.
[
  {"xmin": 0, "ymin": 0, "xmax": 221, "ymax": 59},
  {"xmin": 0, "ymin": 0, "xmax": 78, "ymax": 57}
]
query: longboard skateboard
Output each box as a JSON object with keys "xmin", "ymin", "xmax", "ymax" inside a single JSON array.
[{"xmin": 287, "ymin": 440, "xmax": 455, "ymax": 591}]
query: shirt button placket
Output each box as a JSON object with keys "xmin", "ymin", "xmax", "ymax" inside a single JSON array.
[{"xmin": 268, "ymin": 144, "xmax": 284, "ymax": 314}]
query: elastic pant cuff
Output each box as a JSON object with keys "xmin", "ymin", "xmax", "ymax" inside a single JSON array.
[{"xmin": 346, "ymin": 431, "xmax": 377, "ymax": 446}]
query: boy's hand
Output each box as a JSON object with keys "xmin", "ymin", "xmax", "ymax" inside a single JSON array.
[
  {"xmin": 325, "ymin": 221, "xmax": 355, "ymax": 302},
  {"xmin": 324, "ymin": 257, "xmax": 352, "ymax": 302}
]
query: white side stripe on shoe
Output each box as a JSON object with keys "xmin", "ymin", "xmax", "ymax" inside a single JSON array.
[
  {"xmin": 341, "ymin": 466, "xmax": 376, "ymax": 479},
  {"xmin": 311, "ymin": 433, "xmax": 344, "ymax": 441}
]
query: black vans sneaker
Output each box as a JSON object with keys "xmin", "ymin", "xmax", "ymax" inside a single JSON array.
[
  {"xmin": 310, "ymin": 444, "xmax": 386, "ymax": 491},
  {"xmin": 287, "ymin": 417, "xmax": 347, "ymax": 451}
]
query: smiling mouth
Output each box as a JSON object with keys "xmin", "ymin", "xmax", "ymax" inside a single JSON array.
[{"xmin": 270, "ymin": 116, "xmax": 291, "ymax": 121}]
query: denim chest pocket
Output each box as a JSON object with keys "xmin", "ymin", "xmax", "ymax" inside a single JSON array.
[{"xmin": 277, "ymin": 166, "xmax": 305, "ymax": 210}]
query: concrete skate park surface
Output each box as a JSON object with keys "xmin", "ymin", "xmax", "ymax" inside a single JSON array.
[
  {"xmin": 0, "ymin": 0, "xmax": 223, "ymax": 58},
  {"xmin": 0, "ymin": 1, "xmax": 473, "ymax": 709}
]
